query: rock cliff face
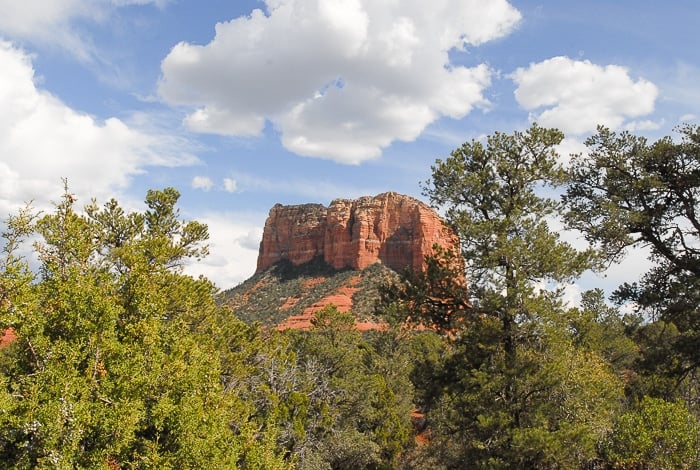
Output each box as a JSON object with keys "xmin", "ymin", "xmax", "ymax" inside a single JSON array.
[{"xmin": 256, "ymin": 192, "xmax": 459, "ymax": 273}]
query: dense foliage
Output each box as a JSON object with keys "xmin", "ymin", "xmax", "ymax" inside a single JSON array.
[
  {"xmin": 380, "ymin": 124, "xmax": 700, "ymax": 468},
  {"xmin": 0, "ymin": 187, "xmax": 291, "ymax": 468},
  {"xmin": 2, "ymin": 123, "xmax": 700, "ymax": 469},
  {"xmin": 392, "ymin": 125, "xmax": 621, "ymax": 468},
  {"xmin": 566, "ymin": 125, "xmax": 700, "ymax": 407},
  {"xmin": 0, "ymin": 187, "xmax": 416, "ymax": 469}
]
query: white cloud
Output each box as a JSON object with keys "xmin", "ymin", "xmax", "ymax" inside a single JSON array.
[
  {"xmin": 158, "ymin": 0, "xmax": 521, "ymax": 163},
  {"xmin": 533, "ymin": 280, "xmax": 583, "ymax": 309},
  {"xmin": 192, "ymin": 176, "xmax": 213, "ymax": 191},
  {"xmin": 112, "ymin": 0, "xmax": 169, "ymax": 6},
  {"xmin": 576, "ymin": 243, "xmax": 653, "ymax": 304},
  {"xmin": 559, "ymin": 283, "xmax": 583, "ymax": 309},
  {"xmin": 679, "ymin": 113, "xmax": 697, "ymax": 123},
  {"xmin": 229, "ymin": 171, "xmax": 382, "ymax": 201},
  {"xmin": 554, "ymin": 137, "xmax": 588, "ymax": 167},
  {"xmin": 599, "ymin": 244, "xmax": 653, "ymax": 290},
  {"xmin": 183, "ymin": 213, "xmax": 264, "ymax": 288},
  {"xmin": 547, "ymin": 212, "xmax": 655, "ymax": 303},
  {"xmin": 624, "ymin": 119, "xmax": 662, "ymax": 132},
  {"xmin": 223, "ymin": 178, "xmax": 238, "ymax": 193},
  {"xmin": 235, "ymin": 229, "xmax": 263, "ymax": 251},
  {"xmin": 511, "ymin": 56, "xmax": 658, "ymax": 135},
  {"xmin": 0, "ymin": 0, "xmax": 167, "ymax": 60},
  {"xmin": 0, "ymin": 40, "xmax": 196, "ymax": 216}
]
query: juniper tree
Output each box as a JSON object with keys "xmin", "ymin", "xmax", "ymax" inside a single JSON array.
[{"xmin": 0, "ymin": 187, "xmax": 290, "ymax": 469}]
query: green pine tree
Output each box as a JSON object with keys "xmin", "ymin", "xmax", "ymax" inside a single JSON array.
[{"xmin": 393, "ymin": 125, "xmax": 623, "ymax": 468}]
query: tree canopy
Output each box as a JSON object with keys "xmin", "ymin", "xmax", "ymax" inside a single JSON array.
[
  {"xmin": 566, "ymin": 125, "xmax": 700, "ymax": 394},
  {"xmin": 0, "ymin": 187, "xmax": 291, "ymax": 468},
  {"xmin": 377, "ymin": 124, "xmax": 623, "ymax": 468}
]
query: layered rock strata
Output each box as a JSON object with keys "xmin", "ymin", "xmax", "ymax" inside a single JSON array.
[{"xmin": 256, "ymin": 192, "xmax": 458, "ymax": 273}]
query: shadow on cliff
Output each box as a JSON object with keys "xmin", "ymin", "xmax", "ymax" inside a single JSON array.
[{"xmin": 268, "ymin": 256, "xmax": 353, "ymax": 281}]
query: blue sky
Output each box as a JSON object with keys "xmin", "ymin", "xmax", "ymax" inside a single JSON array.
[{"xmin": 0, "ymin": 0, "xmax": 698, "ymax": 297}]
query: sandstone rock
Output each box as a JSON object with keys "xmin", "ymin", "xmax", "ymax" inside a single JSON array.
[
  {"xmin": 0, "ymin": 328, "xmax": 16, "ymax": 349},
  {"xmin": 256, "ymin": 192, "xmax": 459, "ymax": 274},
  {"xmin": 256, "ymin": 203, "xmax": 327, "ymax": 272}
]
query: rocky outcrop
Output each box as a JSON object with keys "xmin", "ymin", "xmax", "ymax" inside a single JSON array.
[
  {"xmin": 0, "ymin": 328, "xmax": 16, "ymax": 349},
  {"xmin": 256, "ymin": 192, "xmax": 459, "ymax": 273},
  {"xmin": 256, "ymin": 203, "xmax": 328, "ymax": 271}
]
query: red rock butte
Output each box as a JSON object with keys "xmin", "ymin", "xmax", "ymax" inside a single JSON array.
[{"xmin": 256, "ymin": 192, "xmax": 459, "ymax": 274}]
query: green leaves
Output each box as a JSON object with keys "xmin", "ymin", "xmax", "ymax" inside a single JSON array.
[
  {"xmin": 283, "ymin": 305, "xmax": 414, "ymax": 469},
  {"xmin": 566, "ymin": 124, "xmax": 700, "ymax": 271},
  {"xmin": 604, "ymin": 397, "xmax": 700, "ymax": 468},
  {"xmin": 2, "ymin": 121, "xmax": 697, "ymax": 469},
  {"xmin": 565, "ymin": 124, "xmax": 700, "ymax": 401},
  {"xmin": 404, "ymin": 124, "xmax": 623, "ymax": 468},
  {"xmin": 425, "ymin": 124, "xmax": 593, "ymax": 312},
  {"xmin": 0, "ymin": 187, "xmax": 289, "ymax": 468}
]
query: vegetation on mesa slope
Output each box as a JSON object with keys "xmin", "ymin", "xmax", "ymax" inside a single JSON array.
[
  {"xmin": 223, "ymin": 257, "xmax": 399, "ymax": 326},
  {"xmin": 1, "ymin": 123, "xmax": 700, "ymax": 469}
]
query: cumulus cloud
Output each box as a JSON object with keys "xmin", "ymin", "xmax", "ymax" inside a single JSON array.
[
  {"xmin": 192, "ymin": 176, "xmax": 214, "ymax": 191},
  {"xmin": 511, "ymin": 56, "xmax": 658, "ymax": 135},
  {"xmin": 183, "ymin": 214, "xmax": 264, "ymax": 288},
  {"xmin": 159, "ymin": 0, "xmax": 521, "ymax": 163},
  {"xmin": 0, "ymin": 41, "xmax": 196, "ymax": 215},
  {"xmin": 554, "ymin": 137, "xmax": 588, "ymax": 166},
  {"xmin": 235, "ymin": 228, "xmax": 263, "ymax": 251},
  {"xmin": 533, "ymin": 280, "xmax": 583, "ymax": 309}
]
